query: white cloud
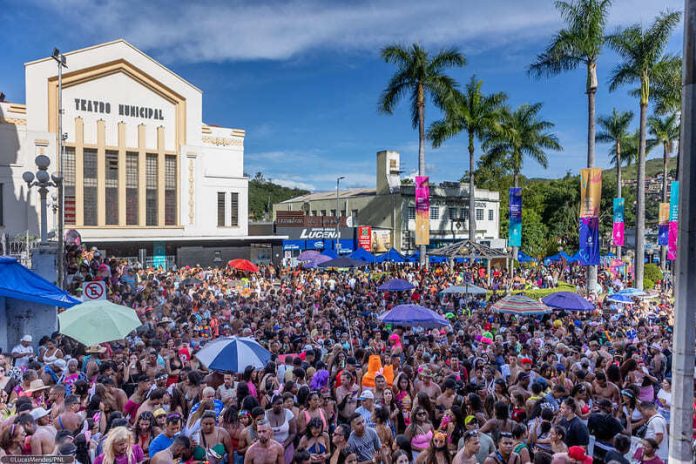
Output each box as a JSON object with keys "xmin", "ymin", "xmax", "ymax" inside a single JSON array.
[
  {"xmin": 35, "ymin": 0, "xmax": 683, "ymax": 63},
  {"xmin": 272, "ymin": 178, "xmax": 316, "ymax": 191}
]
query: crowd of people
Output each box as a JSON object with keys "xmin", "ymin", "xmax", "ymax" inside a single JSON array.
[{"xmin": 0, "ymin": 245, "xmax": 691, "ymax": 464}]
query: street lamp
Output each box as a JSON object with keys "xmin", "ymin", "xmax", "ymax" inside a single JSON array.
[
  {"xmin": 336, "ymin": 176, "xmax": 345, "ymax": 252},
  {"xmin": 52, "ymin": 48, "xmax": 68, "ymax": 289},
  {"xmin": 23, "ymin": 155, "xmax": 62, "ymax": 243}
]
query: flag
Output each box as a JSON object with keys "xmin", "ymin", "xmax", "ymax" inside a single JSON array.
[{"xmin": 509, "ymin": 188, "xmax": 522, "ymax": 247}]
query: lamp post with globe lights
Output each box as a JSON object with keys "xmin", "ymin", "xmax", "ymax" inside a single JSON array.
[{"xmin": 22, "ymin": 155, "xmax": 62, "ymax": 244}]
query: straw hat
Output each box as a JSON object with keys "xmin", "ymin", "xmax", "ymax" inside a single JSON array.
[
  {"xmin": 85, "ymin": 345, "xmax": 107, "ymax": 354},
  {"xmin": 25, "ymin": 379, "xmax": 50, "ymax": 393}
]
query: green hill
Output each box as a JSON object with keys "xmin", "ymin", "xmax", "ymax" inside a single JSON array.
[
  {"xmin": 602, "ymin": 156, "xmax": 677, "ymax": 180},
  {"xmin": 248, "ymin": 172, "xmax": 309, "ymax": 220}
]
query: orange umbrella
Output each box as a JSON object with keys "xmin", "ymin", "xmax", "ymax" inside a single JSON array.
[{"xmin": 227, "ymin": 259, "xmax": 259, "ymax": 273}]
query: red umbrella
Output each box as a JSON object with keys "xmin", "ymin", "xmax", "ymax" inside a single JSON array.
[{"xmin": 227, "ymin": 259, "xmax": 259, "ymax": 273}]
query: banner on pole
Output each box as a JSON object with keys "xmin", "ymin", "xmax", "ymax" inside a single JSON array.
[
  {"xmin": 357, "ymin": 226, "xmax": 372, "ymax": 251},
  {"xmin": 509, "ymin": 187, "xmax": 522, "ymax": 248},
  {"xmin": 669, "ymin": 181, "xmax": 679, "ymax": 221},
  {"xmin": 579, "ymin": 216, "xmax": 600, "ymax": 266},
  {"xmin": 658, "ymin": 203, "xmax": 669, "ymax": 246},
  {"xmin": 414, "ymin": 176, "xmax": 430, "ymax": 246},
  {"xmin": 580, "ymin": 168, "xmax": 602, "ymax": 217},
  {"xmin": 668, "ymin": 181, "xmax": 679, "ymax": 260},
  {"xmin": 612, "ymin": 198, "xmax": 624, "ymax": 247}
]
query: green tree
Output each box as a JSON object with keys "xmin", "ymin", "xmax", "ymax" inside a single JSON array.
[
  {"xmin": 428, "ymin": 76, "xmax": 507, "ymax": 242},
  {"xmin": 529, "ymin": 0, "xmax": 612, "ymax": 170},
  {"xmin": 379, "ymin": 43, "xmax": 466, "ymax": 263},
  {"xmin": 521, "ymin": 209, "xmax": 549, "ymax": 258},
  {"xmin": 596, "ymin": 109, "xmax": 634, "ymax": 199},
  {"xmin": 607, "ymin": 10, "xmax": 681, "ymax": 289}
]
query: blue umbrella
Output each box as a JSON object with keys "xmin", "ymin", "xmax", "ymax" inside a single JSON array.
[
  {"xmin": 607, "ymin": 294, "xmax": 634, "ymax": 304},
  {"xmin": 617, "ymin": 287, "xmax": 646, "ymax": 297},
  {"xmin": 378, "ymin": 304, "xmax": 450, "ymax": 328},
  {"xmin": 440, "ymin": 283, "xmax": 487, "ymax": 295},
  {"xmin": 541, "ymin": 291, "xmax": 594, "ymax": 311},
  {"xmin": 378, "ymin": 278, "xmax": 415, "ymax": 291},
  {"xmin": 195, "ymin": 337, "xmax": 271, "ymax": 373}
]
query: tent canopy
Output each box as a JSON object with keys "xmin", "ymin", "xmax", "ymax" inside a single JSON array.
[
  {"xmin": 517, "ymin": 251, "xmax": 537, "ymax": 263},
  {"xmin": 430, "ymin": 240, "xmax": 508, "ymax": 260},
  {"xmin": 0, "ymin": 257, "xmax": 79, "ymax": 308},
  {"xmin": 349, "ymin": 248, "xmax": 376, "ymax": 263},
  {"xmin": 375, "ymin": 248, "xmax": 406, "ymax": 263}
]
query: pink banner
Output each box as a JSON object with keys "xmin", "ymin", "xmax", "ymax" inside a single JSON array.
[
  {"xmin": 612, "ymin": 222, "xmax": 624, "ymax": 247},
  {"xmin": 667, "ymin": 221, "xmax": 678, "ymax": 260}
]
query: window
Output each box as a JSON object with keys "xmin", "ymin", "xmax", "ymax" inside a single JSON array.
[
  {"xmin": 476, "ymin": 208, "xmax": 484, "ymax": 221},
  {"xmin": 105, "ymin": 151, "xmax": 119, "ymax": 225},
  {"xmin": 351, "ymin": 209, "xmax": 359, "ymax": 223},
  {"xmin": 330, "ymin": 210, "xmax": 336, "ymax": 217},
  {"xmin": 64, "ymin": 147, "xmax": 76, "ymax": 225},
  {"xmin": 145, "ymin": 154, "xmax": 158, "ymax": 226},
  {"xmin": 488, "ymin": 209, "xmax": 494, "ymax": 221},
  {"xmin": 320, "ymin": 210, "xmax": 327, "ymax": 216},
  {"xmin": 460, "ymin": 208, "xmax": 468, "ymax": 220},
  {"xmin": 83, "ymin": 148, "xmax": 97, "ymax": 226},
  {"xmin": 165, "ymin": 156, "xmax": 177, "ymax": 226},
  {"xmin": 230, "ymin": 192, "xmax": 239, "ymax": 227},
  {"xmin": 449, "ymin": 207, "xmax": 458, "ymax": 220},
  {"xmin": 408, "ymin": 207, "xmax": 416, "ymax": 220},
  {"xmin": 430, "ymin": 206, "xmax": 439, "ymax": 220},
  {"xmin": 126, "ymin": 153, "xmax": 139, "ymax": 225},
  {"xmin": 311, "ymin": 210, "xmax": 317, "ymax": 216},
  {"xmin": 217, "ymin": 192, "xmax": 226, "ymax": 227}
]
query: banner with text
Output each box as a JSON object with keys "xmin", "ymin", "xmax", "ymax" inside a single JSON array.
[
  {"xmin": 612, "ymin": 198, "xmax": 624, "ymax": 247},
  {"xmin": 580, "ymin": 168, "xmax": 602, "ymax": 218},
  {"xmin": 415, "ymin": 176, "xmax": 430, "ymax": 246},
  {"xmin": 658, "ymin": 203, "xmax": 669, "ymax": 246},
  {"xmin": 668, "ymin": 181, "xmax": 679, "ymax": 260},
  {"xmin": 579, "ymin": 216, "xmax": 600, "ymax": 266},
  {"xmin": 509, "ymin": 187, "xmax": 522, "ymax": 248},
  {"xmin": 357, "ymin": 226, "xmax": 372, "ymax": 251}
]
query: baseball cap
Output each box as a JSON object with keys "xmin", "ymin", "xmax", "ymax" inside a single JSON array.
[
  {"xmin": 358, "ymin": 390, "xmax": 374, "ymax": 401},
  {"xmin": 21, "ymin": 335, "xmax": 32, "ymax": 343},
  {"xmin": 568, "ymin": 446, "xmax": 592, "ymax": 464},
  {"xmin": 30, "ymin": 407, "xmax": 51, "ymax": 420}
]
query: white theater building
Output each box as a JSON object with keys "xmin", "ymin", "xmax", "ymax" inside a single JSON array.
[{"xmin": 0, "ymin": 40, "xmax": 278, "ymax": 265}]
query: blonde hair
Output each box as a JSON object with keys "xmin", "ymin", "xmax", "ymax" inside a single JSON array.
[{"xmin": 101, "ymin": 426, "xmax": 134, "ymax": 464}]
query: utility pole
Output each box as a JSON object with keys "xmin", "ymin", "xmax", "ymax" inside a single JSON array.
[
  {"xmin": 52, "ymin": 48, "xmax": 67, "ymax": 289},
  {"xmin": 669, "ymin": 2, "xmax": 696, "ymax": 462},
  {"xmin": 335, "ymin": 177, "xmax": 344, "ymax": 253}
]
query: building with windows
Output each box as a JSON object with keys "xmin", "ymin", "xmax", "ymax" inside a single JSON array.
[
  {"xmin": 0, "ymin": 40, "xmax": 279, "ymax": 266},
  {"xmin": 273, "ymin": 150, "xmax": 503, "ymax": 256}
]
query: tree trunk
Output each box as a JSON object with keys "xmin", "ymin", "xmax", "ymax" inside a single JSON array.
[
  {"xmin": 635, "ymin": 100, "xmax": 648, "ymax": 290},
  {"xmin": 417, "ymin": 83, "xmax": 427, "ymax": 266},
  {"xmin": 660, "ymin": 143, "xmax": 669, "ymax": 269},
  {"xmin": 587, "ymin": 61, "xmax": 598, "ymax": 293},
  {"xmin": 616, "ymin": 141, "xmax": 622, "ymax": 259},
  {"xmin": 468, "ymin": 130, "xmax": 476, "ymax": 242}
]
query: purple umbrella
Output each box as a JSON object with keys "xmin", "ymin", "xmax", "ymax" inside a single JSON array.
[
  {"xmin": 297, "ymin": 250, "xmax": 321, "ymax": 262},
  {"xmin": 378, "ymin": 304, "xmax": 450, "ymax": 328},
  {"xmin": 378, "ymin": 278, "xmax": 415, "ymax": 291},
  {"xmin": 541, "ymin": 291, "xmax": 594, "ymax": 311},
  {"xmin": 302, "ymin": 254, "xmax": 332, "ymax": 268}
]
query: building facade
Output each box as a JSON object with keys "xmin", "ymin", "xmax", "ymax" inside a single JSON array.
[
  {"xmin": 0, "ymin": 40, "xmax": 277, "ymax": 265},
  {"xmin": 274, "ymin": 150, "xmax": 503, "ymax": 255}
]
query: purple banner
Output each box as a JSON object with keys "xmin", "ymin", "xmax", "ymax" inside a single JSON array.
[
  {"xmin": 579, "ymin": 217, "xmax": 600, "ymax": 266},
  {"xmin": 658, "ymin": 224, "xmax": 669, "ymax": 246},
  {"xmin": 668, "ymin": 221, "xmax": 678, "ymax": 260}
]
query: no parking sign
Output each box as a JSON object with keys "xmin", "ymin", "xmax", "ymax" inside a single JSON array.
[{"xmin": 82, "ymin": 281, "xmax": 106, "ymax": 301}]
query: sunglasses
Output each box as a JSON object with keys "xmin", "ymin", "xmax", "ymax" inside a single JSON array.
[{"xmin": 464, "ymin": 430, "xmax": 479, "ymax": 440}]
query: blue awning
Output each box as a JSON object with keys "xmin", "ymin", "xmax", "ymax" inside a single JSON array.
[
  {"xmin": 282, "ymin": 240, "xmax": 305, "ymax": 251},
  {"xmin": 0, "ymin": 257, "xmax": 79, "ymax": 308}
]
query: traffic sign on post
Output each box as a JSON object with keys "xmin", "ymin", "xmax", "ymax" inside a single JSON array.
[{"xmin": 82, "ymin": 281, "xmax": 106, "ymax": 301}]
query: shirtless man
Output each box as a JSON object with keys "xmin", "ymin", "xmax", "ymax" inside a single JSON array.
[
  {"xmin": 48, "ymin": 386, "xmax": 66, "ymax": 420},
  {"xmin": 30, "ymin": 407, "xmax": 56, "ymax": 455},
  {"xmin": 592, "ymin": 371, "xmax": 620, "ymax": 406},
  {"xmin": 336, "ymin": 371, "xmax": 359, "ymax": 423},
  {"xmin": 136, "ymin": 388, "xmax": 165, "ymax": 419},
  {"xmin": 151, "ymin": 435, "xmax": 191, "ymax": 464},
  {"xmin": 436, "ymin": 378, "xmax": 459, "ymax": 413},
  {"xmin": 244, "ymin": 420, "xmax": 284, "ymax": 464},
  {"xmin": 54, "ymin": 395, "xmax": 83, "ymax": 433},
  {"xmin": 198, "ymin": 410, "xmax": 232, "ymax": 458},
  {"xmin": 416, "ymin": 369, "xmax": 442, "ymax": 403},
  {"xmin": 453, "ymin": 431, "xmax": 481, "ymax": 464}
]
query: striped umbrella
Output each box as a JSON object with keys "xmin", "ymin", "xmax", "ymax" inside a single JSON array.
[
  {"xmin": 491, "ymin": 294, "xmax": 551, "ymax": 316},
  {"xmin": 195, "ymin": 337, "xmax": 271, "ymax": 373}
]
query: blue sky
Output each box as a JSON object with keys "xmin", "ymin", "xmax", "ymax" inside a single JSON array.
[{"xmin": 0, "ymin": 0, "xmax": 684, "ymax": 191}]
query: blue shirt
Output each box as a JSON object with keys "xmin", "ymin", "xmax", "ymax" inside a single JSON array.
[{"xmin": 149, "ymin": 433, "xmax": 176, "ymax": 458}]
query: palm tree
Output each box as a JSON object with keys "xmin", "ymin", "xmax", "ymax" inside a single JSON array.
[
  {"xmin": 379, "ymin": 43, "xmax": 466, "ymax": 263},
  {"xmin": 607, "ymin": 10, "xmax": 681, "ymax": 289},
  {"xmin": 596, "ymin": 109, "xmax": 633, "ymax": 259},
  {"xmin": 596, "ymin": 109, "xmax": 634, "ymax": 198},
  {"xmin": 481, "ymin": 103, "xmax": 562, "ymax": 263},
  {"xmin": 529, "ymin": 0, "xmax": 612, "ymax": 293},
  {"xmin": 428, "ymin": 76, "xmax": 507, "ymax": 242},
  {"xmin": 647, "ymin": 112, "xmax": 679, "ymax": 267}
]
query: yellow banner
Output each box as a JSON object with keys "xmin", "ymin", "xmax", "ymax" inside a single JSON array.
[
  {"xmin": 415, "ymin": 212, "xmax": 430, "ymax": 246},
  {"xmin": 580, "ymin": 168, "xmax": 602, "ymax": 217},
  {"xmin": 658, "ymin": 203, "xmax": 670, "ymax": 226}
]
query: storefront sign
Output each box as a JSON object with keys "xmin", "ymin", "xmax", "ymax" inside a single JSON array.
[
  {"xmin": 415, "ymin": 176, "xmax": 430, "ymax": 246},
  {"xmin": 358, "ymin": 226, "xmax": 372, "ymax": 251},
  {"xmin": 580, "ymin": 168, "xmax": 602, "ymax": 217},
  {"xmin": 509, "ymin": 187, "xmax": 522, "ymax": 248}
]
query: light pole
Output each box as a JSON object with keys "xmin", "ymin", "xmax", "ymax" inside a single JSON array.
[
  {"xmin": 22, "ymin": 155, "xmax": 62, "ymax": 244},
  {"xmin": 52, "ymin": 48, "xmax": 67, "ymax": 288},
  {"xmin": 335, "ymin": 176, "xmax": 345, "ymax": 252}
]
